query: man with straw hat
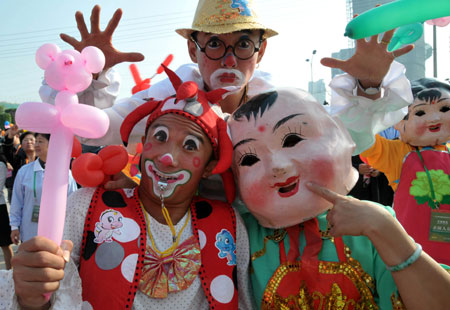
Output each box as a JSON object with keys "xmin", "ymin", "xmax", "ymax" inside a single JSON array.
[
  {"xmin": 41, "ymin": 0, "xmax": 413, "ymax": 150},
  {"xmin": 39, "ymin": 0, "xmax": 278, "ymax": 149}
]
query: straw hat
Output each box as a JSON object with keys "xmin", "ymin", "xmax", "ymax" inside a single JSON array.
[{"xmin": 176, "ymin": 0, "xmax": 278, "ymax": 40}]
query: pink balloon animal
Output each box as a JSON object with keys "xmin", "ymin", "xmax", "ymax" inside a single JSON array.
[{"xmin": 15, "ymin": 43, "xmax": 109, "ymax": 245}]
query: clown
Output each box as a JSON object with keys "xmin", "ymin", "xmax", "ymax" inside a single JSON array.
[
  {"xmin": 340, "ymin": 78, "xmax": 450, "ymax": 267},
  {"xmin": 6, "ymin": 66, "xmax": 253, "ymax": 310},
  {"xmin": 229, "ymin": 88, "xmax": 450, "ymax": 309}
]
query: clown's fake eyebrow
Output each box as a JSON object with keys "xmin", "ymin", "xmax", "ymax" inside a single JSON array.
[
  {"xmin": 233, "ymin": 138, "xmax": 256, "ymax": 150},
  {"xmin": 273, "ymin": 113, "xmax": 304, "ymax": 133}
]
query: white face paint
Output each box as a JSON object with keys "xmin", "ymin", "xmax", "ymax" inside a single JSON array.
[
  {"xmin": 144, "ymin": 159, "xmax": 191, "ymax": 198},
  {"xmin": 209, "ymin": 68, "xmax": 245, "ymax": 89}
]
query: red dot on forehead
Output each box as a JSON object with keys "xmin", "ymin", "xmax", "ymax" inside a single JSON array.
[
  {"xmin": 143, "ymin": 142, "xmax": 152, "ymax": 151},
  {"xmin": 258, "ymin": 125, "xmax": 266, "ymax": 132}
]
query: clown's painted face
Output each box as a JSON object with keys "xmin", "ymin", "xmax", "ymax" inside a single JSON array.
[
  {"xmin": 140, "ymin": 114, "xmax": 214, "ymax": 203},
  {"xmin": 188, "ymin": 30, "xmax": 266, "ymax": 90},
  {"xmin": 229, "ymin": 89, "xmax": 358, "ymax": 228},
  {"xmin": 395, "ymin": 88, "xmax": 450, "ymax": 146}
]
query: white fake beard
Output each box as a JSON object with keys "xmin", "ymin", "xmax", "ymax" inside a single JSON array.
[{"xmin": 209, "ymin": 69, "xmax": 245, "ymax": 89}]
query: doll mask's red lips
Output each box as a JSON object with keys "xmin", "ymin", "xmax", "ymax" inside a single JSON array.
[
  {"xmin": 428, "ymin": 124, "xmax": 441, "ymax": 132},
  {"xmin": 273, "ymin": 176, "xmax": 300, "ymax": 198}
]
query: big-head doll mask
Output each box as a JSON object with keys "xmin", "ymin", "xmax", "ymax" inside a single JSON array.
[
  {"xmin": 229, "ymin": 88, "xmax": 358, "ymax": 228},
  {"xmin": 394, "ymin": 78, "xmax": 450, "ymax": 147}
]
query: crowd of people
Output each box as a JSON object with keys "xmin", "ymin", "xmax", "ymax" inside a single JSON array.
[{"xmin": 0, "ymin": 0, "xmax": 449, "ymax": 309}]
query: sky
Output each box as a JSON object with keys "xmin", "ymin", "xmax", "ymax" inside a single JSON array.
[{"xmin": 0, "ymin": 0, "xmax": 449, "ymax": 104}]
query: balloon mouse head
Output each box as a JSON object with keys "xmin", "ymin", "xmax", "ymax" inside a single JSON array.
[
  {"xmin": 394, "ymin": 78, "xmax": 450, "ymax": 147},
  {"xmin": 35, "ymin": 43, "xmax": 105, "ymax": 93},
  {"xmin": 120, "ymin": 65, "xmax": 236, "ymax": 202}
]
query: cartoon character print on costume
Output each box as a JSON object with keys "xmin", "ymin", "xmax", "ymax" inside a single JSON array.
[
  {"xmin": 215, "ymin": 229, "xmax": 237, "ymax": 266},
  {"xmin": 231, "ymin": 0, "xmax": 251, "ymax": 16},
  {"xmin": 94, "ymin": 209, "xmax": 124, "ymax": 243}
]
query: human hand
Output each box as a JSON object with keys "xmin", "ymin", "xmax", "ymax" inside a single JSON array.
[
  {"xmin": 12, "ymin": 237, "xmax": 73, "ymax": 309},
  {"xmin": 60, "ymin": 5, "xmax": 144, "ymax": 72},
  {"xmin": 370, "ymin": 169, "xmax": 380, "ymax": 177},
  {"xmin": 6, "ymin": 124, "xmax": 19, "ymax": 139},
  {"xmin": 321, "ymin": 28, "xmax": 414, "ymax": 88},
  {"xmin": 103, "ymin": 171, "xmax": 139, "ymax": 190},
  {"xmin": 358, "ymin": 163, "xmax": 373, "ymax": 175},
  {"xmin": 306, "ymin": 182, "xmax": 392, "ymax": 237},
  {"xmin": 11, "ymin": 229, "xmax": 20, "ymax": 245}
]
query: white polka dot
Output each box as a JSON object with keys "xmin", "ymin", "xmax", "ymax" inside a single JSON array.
[
  {"xmin": 114, "ymin": 217, "xmax": 140, "ymax": 243},
  {"xmin": 198, "ymin": 229, "xmax": 206, "ymax": 249},
  {"xmin": 210, "ymin": 275, "xmax": 234, "ymax": 304},
  {"xmin": 82, "ymin": 301, "xmax": 93, "ymax": 310},
  {"xmin": 121, "ymin": 253, "xmax": 139, "ymax": 283}
]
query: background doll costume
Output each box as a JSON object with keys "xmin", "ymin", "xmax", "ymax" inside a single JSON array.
[{"xmin": 331, "ymin": 74, "xmax": 450, "ymax": 267}]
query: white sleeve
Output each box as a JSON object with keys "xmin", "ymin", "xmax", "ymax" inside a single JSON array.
[
  {"xmin": 235, "ymin": 208, "xmax": 255, "ymax": 309},
  {"xmin": 329, "ymin": 61, "xmax": 413, "ymax": 155}
]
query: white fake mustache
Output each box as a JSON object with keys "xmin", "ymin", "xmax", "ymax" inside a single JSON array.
[{"xmin": 210, "ymin": 69, "xmax": 245, "ymax": 89}]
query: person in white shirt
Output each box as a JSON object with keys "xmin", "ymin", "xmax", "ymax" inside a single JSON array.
[{"xmin": 9, "ymin": 133, "xmax": 78, "ymax": 244}]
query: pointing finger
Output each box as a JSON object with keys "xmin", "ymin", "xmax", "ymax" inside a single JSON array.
[{"xmin": 305, "ymin": 182, "xmax": 343, "ymax": 204}]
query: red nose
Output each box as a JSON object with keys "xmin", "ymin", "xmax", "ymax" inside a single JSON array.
[{"xmin": 160, "ymin": 154, "xmax": 174, "ymax": 166}]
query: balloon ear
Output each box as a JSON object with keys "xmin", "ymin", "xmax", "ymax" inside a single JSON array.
[
  {"xmin": 72, "ymin": 153, "xmax": 106, "ymax": 187},
  {"xmin": 98, "ymin": 145, "xmax": 129, "ymax": 175},
  {"xmin": 35, "ymin": 43, "xmax": 61, "ymax": 70},
  {"xmin": 81, "ymin": 46, "xmax": 105, "ymax": 74}
]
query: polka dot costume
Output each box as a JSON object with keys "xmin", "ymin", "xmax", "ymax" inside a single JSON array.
[{"xmin": 78, "ymin": 188, "xmax": 238, "ymax": 309}]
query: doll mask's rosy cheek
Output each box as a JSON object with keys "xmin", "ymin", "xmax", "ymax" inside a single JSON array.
[
  {"xmin": 309, "ymin": 158, "xmax": 335, "ymax": 184},
  {"xmin": 243, "ymin": 179, "xmax": 266, "ymax": 208},
  {"xmin": 414, "ymin": 122, "xmax": 428, "ymax": 136}
]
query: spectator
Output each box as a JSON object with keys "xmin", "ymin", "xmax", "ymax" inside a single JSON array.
[
  {"xmin": 3, "ymin": 127, "xmax": 36, "ymax": 201},
  {"xmin": 0, "ymin": 152, "xmax": 13, "ymax": 269},
  {"xmin": 9, "ymin": 133, "xmax": 78, "ymax": 244},
  {"xmin": 348, "ymin": 155, "xmax": 394, "ymax": 206}
]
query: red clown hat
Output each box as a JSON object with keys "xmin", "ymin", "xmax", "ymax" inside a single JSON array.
[{"xmin": 120, "ymin": 64, "xmax": 236, "ymax": 203}]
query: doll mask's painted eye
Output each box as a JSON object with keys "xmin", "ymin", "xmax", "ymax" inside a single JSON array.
[
  {"xmin": 414, "ymin": 110, "xmax": 425, "ymax": 117},
  {"xmin": 282, "ymin": 134, "xmax": 303, "ymax": 148},
  {"xmin": 440, "ymin": 105, "xmax": 450, "ymax": 113},
  {"xmin": 240, "ymin": 153, "xmax": 260, "ymax": 167}
]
